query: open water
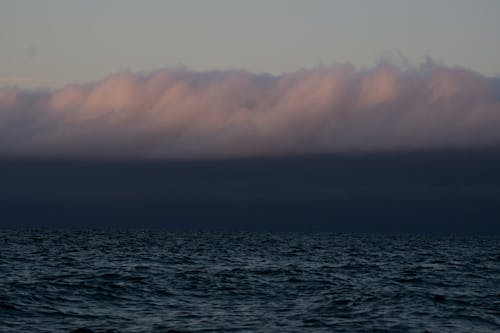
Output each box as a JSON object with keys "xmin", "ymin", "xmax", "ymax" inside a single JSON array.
[{"xmin": 1, "ymin": 229, "xmax": 499, "ymax": 332}]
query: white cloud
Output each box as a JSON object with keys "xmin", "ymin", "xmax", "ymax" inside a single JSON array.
[{"xmin": 1, "ymin": 63, "xmax": 499, "ymax": 159}]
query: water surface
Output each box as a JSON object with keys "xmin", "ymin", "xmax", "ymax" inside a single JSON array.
[{"xmin": 1, "ymin": 230, "xmax": 499, "ymax": 332}]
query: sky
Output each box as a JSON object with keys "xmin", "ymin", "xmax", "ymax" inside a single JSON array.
[
  {"xmin": 1, "ymin": 1, "xmax": 500, "ymax": 160},
  {"xmin": 1, "ymin": 0, "xmax": 500, "ymax": 89},
  {"xmin": 1, "ymin": 1, "xmax": 500, "ymax": 232}
]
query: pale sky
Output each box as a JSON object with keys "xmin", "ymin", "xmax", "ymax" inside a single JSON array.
[{"xmin": 1, "ymin": 0, "xmax": 500, "ymax": 88}]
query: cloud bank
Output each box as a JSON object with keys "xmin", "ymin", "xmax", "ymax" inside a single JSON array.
[{"xmin": 1, "ymin": 62, "xmax": 500, "ymax": 159}]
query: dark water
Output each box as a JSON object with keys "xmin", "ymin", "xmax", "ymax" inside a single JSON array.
[{"xmin": 1, "ymin": 230, "xmax": 500, "ymax": 332}]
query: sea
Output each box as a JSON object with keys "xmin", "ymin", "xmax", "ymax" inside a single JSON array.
[{"xmin": 1, "ymin": 229, "xmax": 499, "ymax": 333}]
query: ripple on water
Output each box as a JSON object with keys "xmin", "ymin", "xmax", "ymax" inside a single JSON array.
[{"xmin": 0, "ymin": 230, "xmax": 499, "ymax": 332}]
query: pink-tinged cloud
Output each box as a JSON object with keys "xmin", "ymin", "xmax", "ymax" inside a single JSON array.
[{"xmin": 1, "ymin": 62, "xmax": 499, "ymax": 159}]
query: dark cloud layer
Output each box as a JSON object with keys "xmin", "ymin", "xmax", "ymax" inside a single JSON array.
[
  {"xmin": 2, "ymin": 151, "xmax": 500, "ymax": 232},
  {"xmin": 1, "ymin": 62, "xmax": 500, "ymax": 159}
]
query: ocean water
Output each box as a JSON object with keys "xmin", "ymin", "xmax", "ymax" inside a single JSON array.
[{"xmin": 1, "ymin": 230, "xmax": 499, "ymax": 333}]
